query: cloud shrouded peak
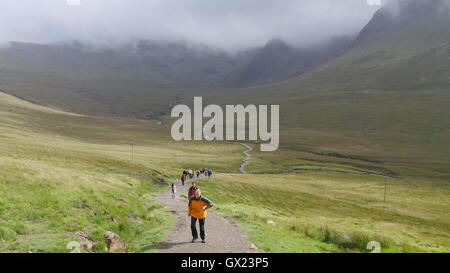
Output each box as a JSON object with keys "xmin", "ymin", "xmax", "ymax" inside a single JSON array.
[{"xmin": 0, "ymin": 0, "xmax": 381, "ymax": 51}]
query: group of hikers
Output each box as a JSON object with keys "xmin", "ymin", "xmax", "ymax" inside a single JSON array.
[
  {"xmin": 180, "ymin": 168, "xmax": 213, "ymax": 186},
  {"xmin": 170, "ymin": 169, "xmax": 214, "ymax": 244}
]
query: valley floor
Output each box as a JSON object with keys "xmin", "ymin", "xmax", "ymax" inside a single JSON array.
[{"xmin": 0, "ymin": 91, "xmax": 448, "ymax": 253}]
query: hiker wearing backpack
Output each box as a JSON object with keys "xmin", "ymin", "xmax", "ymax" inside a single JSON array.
[
  {"xmin": 188, "ymin": 189, "xmax": 214, "ymax": 243},
  {"xmin": 196, "ymin": 170, "xmax": 200, "ymax": 179},
  {"xmin": 188, "ymin": 169, "xmax": 193, "ymax": 179}
]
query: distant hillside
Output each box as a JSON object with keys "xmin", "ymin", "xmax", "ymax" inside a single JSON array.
[
  {"xmin": 200, "ymin": 0, "xmax": 450, "ymax": 164},
  {"xmin": 0, "ymin": 40, "xmax": 233, "ymax": 86},
  {"xmin": 221, "ymin": 37, "xmax": 350, "ymax": 87},
  {"xmin": 215, "ymin": 0, "xmax": 450, "ymax": 97},
  {"xmin": 0, "ymin": 37, "xmax": 348, "ymax": 118},
  {"xmin": 298, "ymin": 0, "xmax": 450, "ymax": 91},
  {"xmin": 351, "ymin": 0, "xmax": 450, "ymax": 49}
]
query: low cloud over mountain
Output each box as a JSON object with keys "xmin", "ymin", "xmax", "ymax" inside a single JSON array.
[{"xmin": 0, "ymin": 0, "xmax": 379, "ymax": 51}]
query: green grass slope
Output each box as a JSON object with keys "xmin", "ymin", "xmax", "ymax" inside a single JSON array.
[
  {"xmin": 0, "ymin": 91, "xmax": 242, "ymax": 252},
  {"xmin": 0, "ymin": 89, "xmax": 449, "ymax": 253}
]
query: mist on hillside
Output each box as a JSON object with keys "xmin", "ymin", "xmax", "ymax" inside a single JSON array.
[
  {"xmin": 0, "ymin": 0, "xmax": 382, "ymax": 51},
  {"xmin": 383, "ymin": 0, "xmax": 450, "ymax": 16}
]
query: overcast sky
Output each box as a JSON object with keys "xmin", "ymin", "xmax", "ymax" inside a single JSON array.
[{"xmin": 0, "ymin": 0, "xmax": 382, "ymax": 51}]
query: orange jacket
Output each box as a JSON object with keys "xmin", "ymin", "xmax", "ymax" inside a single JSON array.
[{"xmin": 188, "ymin": 196, "xmax": 214, "ymax": 219}]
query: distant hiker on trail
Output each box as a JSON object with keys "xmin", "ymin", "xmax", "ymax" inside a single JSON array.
[
  {"xmin": 196, "ymin": 170, "xmax": 200, "ymax": 179},
  {"xmin": 183, "ymin": 170, "xmax": 188, "ymax": 176},
  {"xmin": 188, "ymin": 189, "xmax": 214, "ymax": 243},
  {"xmin": 171, "ymin": 183, "xmax": 176, "ymax": 199},
  {"xmin": 181, "ymin": 174, "xmax": 186, "ymax": 186},
  {"xmin": 207, "ymin": 169, "xmax": 213, "ymax": 178},
  {"xmin": 188, "ymin": 169, "xmax": 193, "ymax": 179}
]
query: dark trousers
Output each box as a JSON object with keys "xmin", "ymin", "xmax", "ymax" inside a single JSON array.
[{"xmin": 191, "ymin": 217, "xmax": 205, "ymax": 240}]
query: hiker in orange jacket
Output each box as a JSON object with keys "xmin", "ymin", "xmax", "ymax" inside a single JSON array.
[{"xmin": 188, "ymin": 189, "xmax": 214, "ymax": 243}]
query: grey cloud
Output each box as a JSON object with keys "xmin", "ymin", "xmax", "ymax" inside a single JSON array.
[{"xmin": 0, "ymin": 0, "xmax": 381, "ymax": 51}]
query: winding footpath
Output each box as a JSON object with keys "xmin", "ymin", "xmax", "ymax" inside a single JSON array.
[
  {"xmin": 154, "ymin": 178, "xmax": 260, "ymax": 253},
  {"xmin": 237, "ymin": 143, "xmax": 253, "ymax": 174}
]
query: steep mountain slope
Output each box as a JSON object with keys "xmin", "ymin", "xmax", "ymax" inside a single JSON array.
[
  {"xmin": 351, "ymin": 0, "xmax": 450, "ymax": 49},
  {"xmin": 0, "ymin": 37, "xmax": 349, "ymax": 117},
  {"xmin": 212, "ymin": 0, "xmax": 450, "ymax": 106},
  {"xmin": 222, "ymin": 37, "xmax": 350, "ymax": 87},
  {"xmin": 298, "ymin": 0, "xmax": 450, "ymax": 91},
  {"xmin": 200, "ymin": 0, "xmax": 450, "ymax": 167}
]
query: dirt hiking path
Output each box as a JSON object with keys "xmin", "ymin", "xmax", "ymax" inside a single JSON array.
[
  {"xmin": 238, "ymin": 143, "xmax": 253, "ymax": 174},
  {"xmin": 155, "ymin": 178, "xmax": 261, "ymax": 253}
]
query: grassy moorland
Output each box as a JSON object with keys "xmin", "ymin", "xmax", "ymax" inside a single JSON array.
[
  {"xmin": 200, "ymin": 162, "xmax": 450, "ymax": 253},
  {"xmin": 0, "ymin": 90, "xmax": 449, "ymax": 253},
  {"xmin": 177, "ymin": 85, "xmax": 450, "ymax": 253},
  {"xmin": 0, "ymin": 91, "xmax": 241, "ymax": 252},
  {"xmin": 195, "ymin": 88, "xmax": 450, "ymax": 252}
]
